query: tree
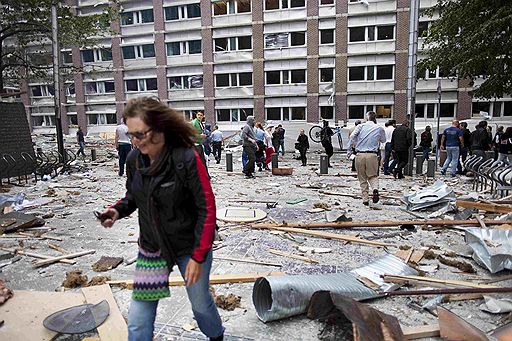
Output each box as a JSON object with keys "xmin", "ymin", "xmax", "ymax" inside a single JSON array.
[
  {"xmin": 420, "ymin": 0, "xmax": 512, "ymax": 99},
  {"xmin": 0, "ymin": 0, "xmax": 118, "ymax": 94}
]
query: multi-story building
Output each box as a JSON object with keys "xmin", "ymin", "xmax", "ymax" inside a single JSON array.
[{"xmin": 21, "ymin": 0, "xmax": 512, "ymax": 134}]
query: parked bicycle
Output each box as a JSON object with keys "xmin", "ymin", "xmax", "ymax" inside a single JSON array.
[{"xmin": 309, "ymin": 125, "xmax": 344, "ymax": 151}]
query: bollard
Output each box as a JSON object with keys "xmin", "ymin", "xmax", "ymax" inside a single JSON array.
[
  {"xmin": 91, "ymin": 149, "xmax": 97, "ymax": 161},
  {"xmin": 320, "ymin": 155, "xmax": 328, "ymax": 174},
  {"xmin": 226, "ymin": 152, "xmax": 233, "ymax": 172},
  {"xmin": 426, "ymin": 159, "xmax": 435, "ymax": 177},
  {"xmin": 415, "ymin": 155, "xmax": 424, "ymax": 175},
  {"xmin": 271, "ymin": 153, "xmax": 279, "ymax": 169}
]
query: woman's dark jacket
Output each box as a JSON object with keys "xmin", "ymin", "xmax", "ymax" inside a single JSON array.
[
  {"xmin": 112, "ymin": 147, "xmax": 216, "ymax": 266},
  {"xmin": 297, "ymin": 134, "xmax": 309, "ymax": 150}
]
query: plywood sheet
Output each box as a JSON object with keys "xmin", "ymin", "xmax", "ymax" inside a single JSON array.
[
  {"xmin": 0, "ymin": 290, "xmax": 85, "ymax": 341},
  {"xmin": 217, "ymin": 207, "xmax": 267, "ymax": 223}
]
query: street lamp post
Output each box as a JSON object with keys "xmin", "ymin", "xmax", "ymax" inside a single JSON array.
[
  {"xmin": 435, "ymin": 80, "xmax": 442, "ymax": 173},
  {"xmin": 51, "ymin": 2, "xmax": 65, "ymax": 160}
]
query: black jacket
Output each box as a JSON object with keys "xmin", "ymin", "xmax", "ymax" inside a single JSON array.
[
  {"xmin": 391, "ymin": 125, "xmax": 413, "ymax": 152},
  {"xmin": 296, "ymin": 134, "xmax": 309, "ymax": 150},
  {"xmin": 471, "ymin": 127, "xmax": 491, "ymax": 151},
  {"xmin": 113, "ymin": 147, "xmax": 216, "ymax": 266},
  {"xmin": 420, "ymin": 131, "xmax": 433, "ymax": 148}
]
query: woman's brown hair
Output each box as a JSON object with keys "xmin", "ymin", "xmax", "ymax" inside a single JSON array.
[{"xmin": 123, "ymin": 97, "xmax": 196, "ymax": 148}]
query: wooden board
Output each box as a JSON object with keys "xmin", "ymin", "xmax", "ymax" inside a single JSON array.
[
  {"xmin": 383, "ymin": 274, "xmax": 498, "ymax": 289},
  {"xmin": 82, "ymin": 284, "xmax": 128, "ymax": 341},
  {"xmin": 402, "ymin": 324, "xmax": 440, "ymax": 340},
  {"xmin": 216, "ymin": 207, "xmax": 267, "ymax": 223},
  {"xmin": 0, "ymin": 290, "xmax": 85, "ymax": 341},
  {"xmin": 456, "ymin": 200, "xmax": 512, "ymax": 214}
]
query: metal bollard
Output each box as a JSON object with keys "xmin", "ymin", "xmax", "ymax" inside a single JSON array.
[
  {"xmin": 426, "ymin": 159, "xmax": 435, "ymax": 177},
  {"xmin": 226, "ymin": 152, "xmax": 233, "ymax": 172},
  {"xmin": 416, "ymin": 155, "xmax": 424, "ymax": 175},
  {"xmin": 91, "ymin": 149, "xmax": 97, "ymax": 161},
  {"xmin": 320, "ymin": 155, "xmax": 328, "ymax": 174},
  {"xmin": 271, "ymin": 153, "xmax": 279, "ymax": 169}
]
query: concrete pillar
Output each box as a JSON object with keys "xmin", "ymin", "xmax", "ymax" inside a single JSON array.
[{"xmin": 320, "ymin": 155, "xmax": 329, "ymax": 174}]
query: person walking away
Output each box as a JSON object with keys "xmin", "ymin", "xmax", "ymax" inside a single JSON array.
[
  {"xmin": 271, "ymin": 127, "xmax": 280, "ymax": 154},
  {"xmin": 115, "ymin": 118, "xmax": 132, "ymax": 176},
  {"xmin": 391, "ymin": 121, "xmax": 413, "ymax": 179},
  {"xmin": 492, "ymin": 127, "xmax": 512, "ymax": 166},
  {"xmin": 383, "ymin": 120, "xmax": 396, "ymax": 175},
  {"xmin": 211, "ymin": 126, "xmax": 223, "ymax": 164},
  {"xmin": 493, "ymin": 126, "xmax": 504, "ymax": 160},
  {"xmin": 349, "ymin": 120, "xmax": 362, "ymax": 171},
  {"xmin": 471, "ymin": 121, "xmax": 492, "ymax": 159},
  {"xmin": 296, "ymin": 129, "xmax": 309, "ymax": 166},
  {"xmin": 277, "ymin": 124, "xmax": 286, "ymax": 156},
  {"xmin": 76, "ymin": 126, "xmax": 86, "ymax": 159},
  {"xmin": 457, "ymin": 122, "xmax": 471, "ymax": 174},
  {"xmin": 440, "ymin": 119, "xmax": 464, "ymax": 177},
  {"xmin": 420, "ymin": 126, "xmax": 433, "ymax": 162},
  {"xmin": 241, "ymin": 116, "xmax": 258, "ymax": 178},
  {"xmin": 264, "ymin": 126, "xmax": 274, "ymax": 170},
  {"xmin": 98, "ymin": 97, "xmax": 224, "ymax": 341},
  {"xmin": 347, "ymin": 111, "xmax": 386, "ymax": 206},
  {"xmin": 254, "ymin": 122, "xmax": 266, "ymax": 171},
  {"xmin": 320, "ymin": 120, "xmax": 334, "ymax": 167}
]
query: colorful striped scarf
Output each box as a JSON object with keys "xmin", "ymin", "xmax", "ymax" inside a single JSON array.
[{"xmin": 132, "ymin": 248, "xmax": 170, "ymax": 301}]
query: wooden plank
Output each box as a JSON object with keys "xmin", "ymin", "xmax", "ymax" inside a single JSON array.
[
  {"xmin": 252, "ymin": 219, "xmax": 510, "ymax": 230},
  {"xmin": 382, "ymin": 274, "xmax": 498, "ymax": 289},
  {"xmin": 456, "ymin": 200, "xmax": 512, "ymax": 214},
  {"xmin": 402, "ymin": 324, "xmax": 440, "ymax": 340},
  {"xmin": 474, "ymin": 214, "xmax": 487, "ymax": 229},
  {"xmin": 214, "ymin": 256, "xmax": 282, "ymax": 267},
  {"xmin": 0, "ymin": 290, "xmax": 85, "ymax": 341},
  {"xmin": 268, "ymin": 249, "xmax": 319, "ymax": 263},
  {"xmin": 81, "ymin": 284, "xmax": 128, "ymax": 341},
  {"xmin": 253, "ymin": 225, "xmax": 392, "ymax": 247},
  {"xmin": 108, "ymin": 272, "xmax": 284, "ymax": 288},
  {"xmin": 0, "ymin": 247, "xmax": 75, "ymax": 264},
  {"xmin": 33, "ymin": 249, "xmax": 95, "ymax": 267},
  {"xmin": 409, "ymin": 250, "xmax": 425, "ymax": 264}
]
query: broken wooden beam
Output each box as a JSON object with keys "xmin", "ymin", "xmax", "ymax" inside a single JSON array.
[
  {"xmin": 32, "ymin": 249, "xmax": 96, "ymax": 268},
  {"xmin": 384, "ymin": 286, "xmax": 512, "ymax": 296},
  {"xmin": 252, "ymin": 219, "xmax": 511, "ymax": 230},
  {"xmin": 108, "ymin": 272, "xmax": 284, "ymax": 289},
  {"xmin": 214, "ymin": 256, "xmax": 282, "ymax": 267},
  {"xmin": 0, "ymin": 247, "xmax": 75, "ymax": 264},
  {"xmin": 18, "ymin": 231, "xmax": 62, "ymax": 241},
  {"xmin": 402, "ymin": 324, "xmax": 440, "ymax": 340},
  {"xmin": 382, "ymin": 274, "xmax": 498, "ymax": 289},
  {"xmin": 267, "ymin": 249, "xmax": 319, "ymax": 263},
  {"xmin": 253, "ymin": 225, "xmax": 392, "ymax": 247},
  {"xmin": 456, "ymin": 200, "xmax": 512, "ymax": 214}
]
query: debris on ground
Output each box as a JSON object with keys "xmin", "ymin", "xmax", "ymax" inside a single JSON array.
[
  {"xmin": 210, "ymin": 287, "xmax": 241, "ymax": 311},
  {"xmin": 87, "ymin": 276, "xmax": 112, "ymax": 287},
  {"xmin": 91, "ymin": 256, "xmax": 124, "ymax": 272},
  {"xmin": 0, "ymin": 279, "xmax": 13, "ymax": 304},
  {"xmin": 62, "ymin": 269, "xmax": 88, "ymax": 288},
  {"xmin": 438, "ymin": 255, "xmax": 476, "ymax": 273}
]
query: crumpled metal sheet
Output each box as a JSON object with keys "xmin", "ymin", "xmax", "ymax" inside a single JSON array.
[
  {"xmin": 404, "ymin": 180, "xmax": 455, "ymax": 211},
  {"xmin": 465, "ymin": 228, "xmax": 512, "ymax": 273},
  {"xmin": 252, "ymin": 254, "xmax": 417, "ymax": 322},
  {"xmin": 479, "ymin": 296, "xmax": 512, "ymax": 314},
  {"xmin": 0, "ymin": 193, "xmax": 25, "ymax": 210},
  {"xmin": 43, "ymin": 300, "xmax": 109, "ymax": 334},
  {"xmin": 351, "ymin": 254, "xmax": 418, "ymax": 292}
]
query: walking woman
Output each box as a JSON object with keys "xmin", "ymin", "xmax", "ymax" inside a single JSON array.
[{"xmin": 98, "ymin": 97, "xmax": 224, "ymax": 341}]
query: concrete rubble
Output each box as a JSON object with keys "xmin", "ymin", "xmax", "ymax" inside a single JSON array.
[{"xmin": 0, "ymin": 133, "xmax": 511, "ymax": 340}]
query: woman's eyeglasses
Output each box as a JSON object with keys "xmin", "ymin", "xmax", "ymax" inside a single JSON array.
[{"xmin": 127, "ymin": 129, "xmax": 152, "ymax": 140}]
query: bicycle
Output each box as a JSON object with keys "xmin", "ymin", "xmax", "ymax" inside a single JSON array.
[{"xmin": 309, "ymin": 125, "xmax": 344, "ymax": 151}]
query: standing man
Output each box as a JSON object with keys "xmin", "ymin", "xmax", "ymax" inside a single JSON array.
[
  {"xmin": 320, "ymin": 120, "xmax": 334, "ymax": 167},
  {"xmin": 296, "ymin": 129, "xmax": 309, "ymax": 166},
  {"xmin": 383, "ymin": 120, "xmax": 396, "ymax": 175},
  {"xmin": 347, "ymin": 111, "xmax": 386, "ymax": 206},
  {"xmin": 115, "ymin": 118, "xmax": 132, "ymax": 176},
  {"xmin": 440, "ymin": 119, "xmax": 464, "ymax": 177},
  {"xmin": 391, "ymin": 121, "xmax": 413, "ymax": 179},
  {"xmin": 277, "ymin": 124, "xmax": 286, "ymax": 156},
  {"xmin": 457, "ymin": 122, "xmax": 471, "ymax": 174},
  {"xmin": 420, "ymin": 126, "xmax": 433, "ymax": 162},
  {"xmin": 191, "ymin": 112, "xmax": 207, "ymax": 167},
  {"xmin": 210, "ymin": 125, "xmax": 223, "ymax": 164},
  {"xmin": 241, "ymin": 116, "xmax": 258, "ymax": 178},
  {"xmin": 471, "ymin": 121, "xmax": 492, "ymax": 159},
  {"xmin": 76, "ymin": 126, "xmax": 86, "ymax": 159}
]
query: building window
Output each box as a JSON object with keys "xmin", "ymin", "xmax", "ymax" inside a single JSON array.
[
  {"xmin": 504, "ymin": 102, "xmax": 512, "ymax": 116},
  {"xmin": 166, "ymin": 41, "xmax": 202, "ymax": 56},
  {"xmin": 32, "ymin": 115, "xmax": 55, "ymax": 127},
  {"xmin": 169, "ymin": 75, "xmax": 203, "ymax": 90},
  {"xmin": 213, "ymin": 0, "xmax": 251, "ymax": 15},
  {"xmin": 120, "ymin": 9, "xmax": 154, "ymax": 26},
  {"xmin": 62, "ymin": 51, "xmax": 73, "ymax": 64},
  {"xmin": 440, "ymin": 103, "xmax": 455, "ymax": 117},
  {"xmin": 265, "ymin": 0, "xmax": 305, "ymax": 10},
  {"xmin": 265, "ymin": 70, "xmax": 306, "ymax": 85},
  {"xmin": 125, "ymin": 78, "xmax": 158, "ymax": 92},
  {"xmin": 320, "ymin": 29, "xmax": 334, "ymax": 44},
  {"xmin": 320, "ymin": 106, "xmax": 334, "ymax": 120},
  {"xmin": 376, "ymin": 65, "xmax": 393, "ymax": 80},
  {"xmin": 349, "ymin": 104, "xmax": 393, "ymax": 119},
  {"xmin": 87, "ymin": 113, "xmax": 117, "ymax": 125},
  {"xmin": 216, "ymin": 108, "xmax": 252, "ymax": 122},
  {"xmin": 31, "ymin": 85, "xmax": 55, "ymax": 97},
  {"xmin": 320, "ymin": 0, "xmax": 334, "ymax": 4},
  {"xmin": 376, "ymin": 105, "xmax": 392, "ymax": 118},
  {"xmin": 68, "ymin": 115, "xmax": 78, "ymax": 126},
  {"xmin": 84, "ymin": 81, "xmax": 115, "ymax": 94},
  {"xmin": 264, "ymin": 32, "xmax": 306, "ymax": 48},
  {"xmin": 82, "ymin": 49, "xmax": 113, "ymax": 63},
  {"xmin": 348, "ymin": 105, "xmax": 365, "ymax": 119},
  {"xmin": 418, "ymin": 21, "xmax": 430, "ymax": 37},
  {"xmin": 215, "ymin": 72, "xmax": 252, "ymax": 87},
  {"xmin": 266, "ymin": 107, "xmax": 306, "ymax": 121},
  {"xmin": 164, "ymin": 4, "xmax": 201, "ymax": 20},
  {"xmin": 214, "ymin": 36, "xmax": 252, "ymax": 52},
  {"xmin": 349, "ymin": 25, "xmax": 395, "ymax": 42},
  {"xmin": 348, "ymin": 67, "xmax": 365, "ymax": 81},
  {"xmin": 348, "ymin": 65, "xmax": 393, "ymax": 81},
  {"xmin": 122, "ymin": 44, "xmax": 155, "ymax": 59},
  {"xmin": 320, "ymin": 68, "xmax": 334, "ymax": 82}
]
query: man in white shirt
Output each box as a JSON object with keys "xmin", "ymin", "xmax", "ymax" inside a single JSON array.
[
  {"xmin": 115, "ymin": 117, "xmax": 132, "ymax": 176},
  {"xmin": 211, "ymin": 125, "xmax": 223, "ymax": 164},
  {"xmin": 383, "ymin": 119, "xmax": 397, "ymax": 175}
]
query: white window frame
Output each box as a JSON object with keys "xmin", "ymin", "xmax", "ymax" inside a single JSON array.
[
  {"xmin": 319, "ymin": 68, "xmax": 334, "ymax": 83},
  {"xmin": 348, "ymin": 104, "xmax": 394, "ymax": 119},
  {"xmin": 32, "ymin": 115, "xmax": 55, "ymax": 127},
  {"xmin": 168, "ymin": 75, "xmax": 204, "ymax": 90},
  {"xmin": 125, "ymin": 78, "xmax": 158, "ymax": 92},
  {"xmin": 86, "ymin": 113, "xmax": 117, "ymax": 125},
  {"xmin": 164, "ymin": 3, "xmax": 201, "ymax": 21},
  {"xmin": 120, "ymin": 9, "xmax": 154, "ymax": 26},
  {"xmin": 215, "ymin": 72, "xmax": 252, "ymax": 87},
  {"xmin": 264, "ymin": 0, "xmax": 306, "ymax": 11},
  {"xmin": 349, "ymin": 25, "xmax": 396, "ymax": 43},
  {"xmin": 216, "ymin": 108, "xmax": 253, "ymax": 122},
  {"xmin": 319, "ymin": 28, "xmax": 335, "ymax": 45},
  {"xmin": 212, "ymin": 0, "xmax": 251, "ymax": 16},
  {"xmin": 122, "ymin": 44, "xmax": 155, "ymax": 60},
  {"xmin": 265, "ymin": 107, "xmax": 306, "ymax": 121},
  {"xmin": 265, "ymin": 69, "xmax": 306, "ymax": 85},
  {"xmin": 166, "ymin": 41, "xmax": 202, "ymax": 56},
  {"xmin": 31, "ymin": 84, "xmax": 55, "ymax": 97},
  {"xmin": 264, "ymin": 31, "xmax": 306, "ymax": 49},
  {"xmin": 214, "ymin": 36, "xmax": 252, "ymax": 52},
  {"xmin": 348, "ymin": 65, "xmax": 394, "ymax": 82},
  {"xmin": 84, "ymin": 80, "xmax": 115, "ymax": 95}
]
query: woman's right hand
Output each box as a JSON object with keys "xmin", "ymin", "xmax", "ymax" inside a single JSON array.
[{"xmin": 99, "ymin": 208, "xmax": 119, "ymax": 228}]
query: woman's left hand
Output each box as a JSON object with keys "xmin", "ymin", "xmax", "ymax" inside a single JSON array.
[{"xmin": 184, "ymin": 259, "xmax": 202, "ymax": 287}]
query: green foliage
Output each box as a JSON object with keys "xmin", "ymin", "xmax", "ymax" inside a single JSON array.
[
  {"xmin": 0, "ymin": 0, "xmax": 118, "ymax": 92},
  {"xmin": 420, "ymin": 0, "xmax": 512, "ymax": 99}
]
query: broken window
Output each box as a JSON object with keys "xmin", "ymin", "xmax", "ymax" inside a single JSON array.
[
  {"xmin": 189, "ymin": 75, "xmax": 203, "ymax": 88},
  {"xmin": 367, "ymin": 66, "xmax": 375, "ymax": 80},
  {"xmin": 349, "ymin": 66, "xmax": 365, "ymax": 81},
  {"xmin": 100, "ymin": 48, "xmax": 113, "ymax": 61},
  {"xmin": 290, "ymin": 32, "xmax": 306, "ymax": 46},
  {"xmin": 320, "ymin": 68, "xmax": 333, "ymax": 82},
  {"xmin": 418, "ymin": 21, "xmax": 429, "ymax": 37},
  {"xmin": 320, "ymin": 106, "xmax": 334, "ymax": 119},
  {"xmin": 121, "ymin": 9, "xmax": 153, "ymax": 25},
  {"xmin": 31, "ymin": 86, "xmax": 43, "ymax": 97},
  {"xmin": 377, "ymin": 25, "xmax": 394, "ymax": 40},
  {"xmin": 62, "ymin": 51, "xmax": 73, "ymax": 64},
  {"xmin": 68, "ymin": 115, "xmax": 78, "ymax": 126},
  {"xmin": 120, "ymin": 12, "xmax": 134, "ymax": 25},
  {"xmin": 266, "ymin": 71, "xmax": 281, "ymax": 84},
  {"xmin": 367, "ymin": 26, "xmax": 375, "ymax": 41},
  {"xmin": 376, "ymin": 65, "xmax": 393, "ymax": 80},
  {"xmin": 265, "ymin": 33, "xmax": 289, "ymax": 48},
  {"xmin": 215, "ymin": 38, "xmax": 228, "ymax": 52},
  {"xmin": 349, "ymin": 27, "xmax": 365, "ymax": 42},
  {"xmin": 320, "ymin": 29, "xmax": 334, "ymax": 44}
]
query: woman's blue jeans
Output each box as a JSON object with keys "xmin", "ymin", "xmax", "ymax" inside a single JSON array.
[{"xmin": 127, "ymin": 250, "xmax": 224, "ymax": 341}]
